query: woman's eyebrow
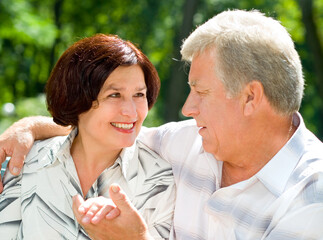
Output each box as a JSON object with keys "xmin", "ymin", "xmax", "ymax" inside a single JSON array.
[
  {"xmin": 102, "ymin": 84, "xmax": 147, "ymax": 92},
  {"xmin": 136, "ymin": 86, "xmax": 147, "ymax": 91}
]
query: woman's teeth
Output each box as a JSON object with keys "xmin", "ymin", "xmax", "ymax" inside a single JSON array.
[{"xmin": 111, "ymin": 123, "xmax": 134, "ymax": 129}]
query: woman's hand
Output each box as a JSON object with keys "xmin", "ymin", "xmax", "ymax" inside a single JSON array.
[
  {"xmin": 73, "ymin": 194, "xmax": 120, "ymax": 225},
  {"xmin": 73, "ymin": 184, "xmax": 153, "ymax": 240}
]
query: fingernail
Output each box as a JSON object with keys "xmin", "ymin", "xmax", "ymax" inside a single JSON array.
[
  {"xmin": 91, "ymin": 216, "xmax": 98, "ymax": 224},
  {"xmin": 78, "ymin": 206, "xmax": 85, "ymax": 214},
  {"xmin": 82, "ymin": 216, "xmax": 90, "ymax": 224},
  {"xmin": 111, "ymin": 184, "xmax": 119, "ymax": 193},
  {"xmin": 12, "ymin": 167, "xmax": 20, "ymax": 175}
]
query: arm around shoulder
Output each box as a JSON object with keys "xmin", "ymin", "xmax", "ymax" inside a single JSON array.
[
  {"xmin": 0, "ymin": 116, "xmax": 70, "ymax": 191},
  {"xmin": 21, "ymin": 116, "xmax": 71, "ymax": 140}
]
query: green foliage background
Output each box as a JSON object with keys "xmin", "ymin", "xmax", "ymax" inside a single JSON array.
[{"xmin": 0, "ymin": 0, "xmax": 322, "ymax": 140}]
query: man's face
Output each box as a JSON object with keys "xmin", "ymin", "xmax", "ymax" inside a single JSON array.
[{"xmin": 182, "ymin": 50, "xmax": 243, "ymax": 161}]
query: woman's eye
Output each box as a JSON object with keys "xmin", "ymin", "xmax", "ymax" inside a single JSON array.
[
  {"xmin": 108, "ymin": 93, "xmax": 120, "ymax": 98},
  {"xmin": 134, "ymin": 92, "xmax": 146, "ymax": 97}
]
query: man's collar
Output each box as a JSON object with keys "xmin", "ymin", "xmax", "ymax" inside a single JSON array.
[{"xmin": 256, "ymin": 112, "xmax": 306, "ymax": 196}]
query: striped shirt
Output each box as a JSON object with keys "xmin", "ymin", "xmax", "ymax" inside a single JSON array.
[
  {"xmin": 0, "ymin": 128, "xmax": 175, "ymax": 239},
  {"xmin": 139, "ymin": 112, "xmax": 323, "ymax": 240}
]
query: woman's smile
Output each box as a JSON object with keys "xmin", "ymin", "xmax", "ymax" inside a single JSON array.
[{"xmin": 111, "ymin": 122, "xmax": 135, "ymax": 131}]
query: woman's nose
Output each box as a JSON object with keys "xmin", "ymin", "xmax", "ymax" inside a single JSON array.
[{"xmin": 120, "ymin": 100, "xmax": 137, "ymax": 118}]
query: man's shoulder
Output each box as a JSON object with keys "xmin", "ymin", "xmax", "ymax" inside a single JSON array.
[
  {"xmin": 290, "ymin": 134, "xmax": 323, "ymax": 197},
  {"xmin": 141, "ymin": 119, "xmax": 199, "ymax": 140},
  {"xmin": 163, "ymin": 119, "xmax": 198, "ymax": 130},
  {"xmin": 143, "ymin": 118, "xmax": 197, "ymax": 130},
  {"xmin": 298, "ymin": 128, "xmax": 323, "ymax": 170},
  {"xmin": 138, "ymin": 119, "xmax": 202, "ymax": 163}
]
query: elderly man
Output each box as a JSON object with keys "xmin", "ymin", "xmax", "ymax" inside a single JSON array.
[{"xmin": 1, "ymin": 9, "xmax": 323, "ymax": 240}]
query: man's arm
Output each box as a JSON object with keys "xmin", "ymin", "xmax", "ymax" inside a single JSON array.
[{"xmin": 0, "ymin": 116, "xmax": 70, "ymax": 192}]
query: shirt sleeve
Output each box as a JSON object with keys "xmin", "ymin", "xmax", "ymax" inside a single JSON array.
[
  {"xmin": 0, "ymin": 170, "xmax": 23, "ymax": 238},
  {"xmin": 138, "ymin": 125, "xmax": 169, "ymax": 157}
]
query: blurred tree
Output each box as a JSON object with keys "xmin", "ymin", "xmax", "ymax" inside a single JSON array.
[
  {"xmin": 298, "ymin": 0, "xmax": 323, "ymax": 138},
  {"xmin": 0, "ymin": 0, "xmax": 322, "ymax": 140},
  {"xmin": 164, "ymin": 0, "xmax": 199, "ymax": 122}
]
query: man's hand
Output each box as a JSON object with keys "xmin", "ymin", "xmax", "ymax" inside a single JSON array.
[
  {"xmin": 0, "ymin": 116, "xmax": 71, "ymax": 193},
  {"xmin": 0, "ymin": 119, "xmax": 35, "ymax": 192},
  {"xmin": 73, "ymin": 184, "xmax": 153, "ymax": 240}
]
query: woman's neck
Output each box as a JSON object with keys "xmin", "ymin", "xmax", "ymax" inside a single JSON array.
[{"xmin": 70, "ymin": 133, "xmax": 121, "ymax": 196}]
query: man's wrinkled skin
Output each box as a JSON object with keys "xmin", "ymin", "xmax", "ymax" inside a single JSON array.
[
  {"xmin": 0, "ymin": 116, "xmax": 71, "ymax": 193},
  {"xmin": 0, "ymin": 120, "xmax": 35, "ymax": 192}
]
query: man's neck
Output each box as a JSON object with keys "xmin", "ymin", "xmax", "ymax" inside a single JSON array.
[{"xmin": 220, "ymin": 113, "xmax": 297, "ymax": 188}]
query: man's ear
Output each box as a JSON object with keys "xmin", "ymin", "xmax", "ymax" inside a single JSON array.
[{"xmin": 242, "ymin": 81, "xmax": 264, "ymax": 116}]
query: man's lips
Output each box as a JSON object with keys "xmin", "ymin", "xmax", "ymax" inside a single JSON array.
[{"xmin": 197, "ymin": 123, "xmax": 206, "ymax": 129}]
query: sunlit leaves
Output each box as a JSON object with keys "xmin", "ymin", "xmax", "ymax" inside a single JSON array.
[{"xmin": 0, "ymin": 0, "xmax": 322, "ymax": 138}]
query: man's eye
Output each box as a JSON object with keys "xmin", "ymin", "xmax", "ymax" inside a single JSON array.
[{"xmin": 196, "ymin": 90, "xmax": 208, "ymax": 96}]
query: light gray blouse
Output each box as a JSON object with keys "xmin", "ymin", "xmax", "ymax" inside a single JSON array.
[{"xmin": 0, "ymin": 129, "xmax": 175, "ymax": 239}]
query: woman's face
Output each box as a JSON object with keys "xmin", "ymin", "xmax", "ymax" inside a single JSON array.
[{"xmin": 78, "ymin": 64, "xmax": 148, "ymax": 151}]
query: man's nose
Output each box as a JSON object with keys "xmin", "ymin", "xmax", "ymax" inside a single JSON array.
[{"xmin": 182, "ymin": 92, "xmax": 199, "ymax": 117}]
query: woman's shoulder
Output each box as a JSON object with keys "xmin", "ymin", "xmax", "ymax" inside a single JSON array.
[
  {"xmin": 135, "ymin": 140, "xmax": 173, "ymax": 182},
  {"xmin": 136, "ymin": 140, "xmax": 170, "ymax": 165},
  {"xmin": 24, "ymin": 135, "xmax": 68, "ymax": 170}
]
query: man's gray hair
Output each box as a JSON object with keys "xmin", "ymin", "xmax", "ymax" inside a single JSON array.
[{"xmin": 181, "ymin": 9, "xmax": 304, "ymax": 115}]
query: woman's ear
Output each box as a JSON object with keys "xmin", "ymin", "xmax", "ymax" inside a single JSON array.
[{"xmin": 242, "ymin": 81, "xmax": 264, "ymax": 116}]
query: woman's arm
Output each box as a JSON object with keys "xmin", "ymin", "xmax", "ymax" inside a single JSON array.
[{"xmin": 0, "ymin": 116, "xmax": 71, "ymax": 192}]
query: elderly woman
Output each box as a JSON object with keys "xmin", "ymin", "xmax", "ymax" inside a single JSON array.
[{"xmin": 0, "ymin": 34, "xmax": 175, "ymax": 239}]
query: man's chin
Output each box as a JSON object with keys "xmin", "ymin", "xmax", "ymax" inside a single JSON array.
[{"xmin": 202, "ymin": 139, "xmax": 218, "ymax": 156}]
